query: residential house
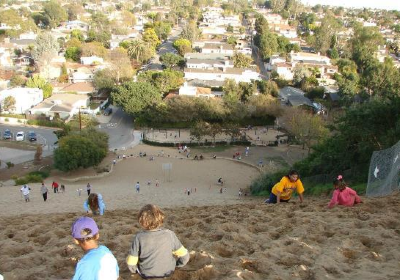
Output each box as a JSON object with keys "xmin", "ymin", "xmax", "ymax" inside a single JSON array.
[
  {"xmin": 12, "ymin": 55, "xmax": 33, "ymax": 67},
  {"xmin": 29, "ymin": 93, "xmax": 90, "ymax": 120},
  {"xmin": 57, "ymin": 82, "xmax": 95, "ymax": 95},
  {"xmin": 186, "ymin": 58, "xmax": 233, "ymax": 70},
  {"xmin": 185, "ymin": 53, "xmax": 230, "ymax": 60},
  {"xmin": 80, "ymin": 56, "xmax": 104, "ymax": 65},
  {"xmin": 0, "ymin": 88, "xmax": 43, "ymax": 114},
  {"xmin": 273, "ymin": 62, "xmax": 294, "ymax": 80},
  {"xmin": 179, "ymin": 82, "xmax": 215, "ymax": 98},
  {"xmin": 201, "ymin": 43, "xmax": 234, "ymax": 55},
  {"xmin": 279, "ymin": 87, "xmax": 313, "ymax": 108},
  {"xmin": 70, "ymin": 67, "xmax": 95, "ymax": 83},
  {"xmin": 10, "ymin": 38, "xmax": 35, "ymax": 52},
  {"xmin": 270, "ymin": 23, "xmax": 297, "ymax": 39},
  {"xmin": 184, "ymin": 67, "xmax": 260, "ymax": 83},
  {"xmin": 0, "ymin": 47, "xmax": 12, "ymax": 67},
  {"xmin": 0, "ymin": 70, "xmax": 13, "ymax": 90},
  {"xmin": 19, "ymin": 32, "xmax": 37, "ymax": 40},
  {"xmin": 265, "ymin": 54, "xmax": 286, "ymax": 71}
]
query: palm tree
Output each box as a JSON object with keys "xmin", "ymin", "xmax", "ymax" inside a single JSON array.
[{"xmin": 127, "ymin": 39, "xmax": 146, "ymax": 63}]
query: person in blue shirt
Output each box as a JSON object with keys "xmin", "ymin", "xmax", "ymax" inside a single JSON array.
[
  {"xmin": 71, "ymin": 217, "xmax": 119, "ymax": 280},
  {"xmin": 84, "ymin": 193, "xmax": 106, "ymax": 215}
]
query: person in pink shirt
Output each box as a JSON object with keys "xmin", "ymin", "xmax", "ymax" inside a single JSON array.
[{"xmin": 328, "ymin": 175, "xmax": 362, "ymax": 208}]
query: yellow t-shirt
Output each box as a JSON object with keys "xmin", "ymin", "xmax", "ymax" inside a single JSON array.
[{"xmin": 271, "ymin": 176, "xmax": 304, "ymax": 201}]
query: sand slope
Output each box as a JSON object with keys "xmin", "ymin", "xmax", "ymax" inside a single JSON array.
[{"xmin": 1, "ymin": 196, "xmax": 400, "ymax": 280}]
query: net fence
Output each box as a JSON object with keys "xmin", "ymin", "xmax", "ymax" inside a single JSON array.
[{"xmin": 366, "ymin": 141, "xmax": 400, "ymax": 197}]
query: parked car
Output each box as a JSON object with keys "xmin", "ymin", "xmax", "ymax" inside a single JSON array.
[
  {"xmin": 15, "ymin": 131, "xmax": 25, "ymax": 141},
  {"xmin": 104, "ymin": 107, "xmax": 113, "ymax": 116},
  {"xmin": 3, "ymin": 129, "xmax": 12, "ymax": 140},
  {"xmin": 28, "ymin": 131, "xmax": 37, "ymax": 142}
]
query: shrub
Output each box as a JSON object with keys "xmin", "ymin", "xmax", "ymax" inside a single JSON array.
[
  {"xmin": 250, "ymin": 170, "xmax": 287, "ymax": 195},
  {"xmin": 4, "ymin": 118, "xmax": 9, "ymax": 122},
  {"xmin": 6, "ymin": 162, "xmax": 14, "ymax": 168}
]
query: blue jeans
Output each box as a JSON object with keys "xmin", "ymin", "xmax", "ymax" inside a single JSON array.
[{"xmin": 265, "ymin": 193, "xmax": 290, "ymax": 204}]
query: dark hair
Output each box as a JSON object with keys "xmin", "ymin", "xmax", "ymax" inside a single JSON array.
[
  {"xmin": 76, "ymin": 228, "xmax": 98, "ymax": 243},
  {"xmin": 138, "ymin": 204, "xmax": 165, "ymax": 230},
  {"xmin": 286, "ymin": 170, "xmax": 299, "ymax": 179},
  {"xmin": 333, "ymin": 176, "xmax": 347, "ymax": 189},
  {"xmin": 88, "ymin": 193, "xmax": 99, "ymax": 212}
]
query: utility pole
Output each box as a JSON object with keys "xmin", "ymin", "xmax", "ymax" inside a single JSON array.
[{"xmin": 79, "ymin": 107, "xmax": 82, "ymax": 132}]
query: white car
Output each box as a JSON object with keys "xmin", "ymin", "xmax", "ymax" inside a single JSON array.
[{"xmin": 15, "ymin": 131, "xmax": 25, "ymax": 141}]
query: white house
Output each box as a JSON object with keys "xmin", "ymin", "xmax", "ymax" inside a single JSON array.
[
  {"xmin": 273, "ymin": 63, "xmax": 294, "ymax": 80},
  {"xmin": 80, "ymin": 56, "xmax": 104, "ymax": 65},
  {"xmin": 179, "ymin": 82, "xmax": 215, "ymax": 98},
  {"xmin": 201, "ymin": 43, "xmax": 234, "ymax": 55},
  {"xmin": 29, "ymin": 93, "xmax": 90, "ymax": 120},
  {"xmin": 290, "ymin": 51, "xmax": 331, "ymax": 65},
  {"xmin": 186, "ymin": 58, "xmax": 233, "ymax": 70},
  {"xmin": 19, "ymin": 32, "xmax": 37, "ymax": 40},
  {"xmin": 0, "ymin": 88, "xmax": 43, "ymax": 114},
  {"xmin": 184, "ymin": 68, "xmax": 260, "ymax": 83},
  {"xmin": 0, "ymin": 48, "xmax": 12, "ymax": 67},
  {"xmin": 265, "ymin": 54, "xmax": 286, "ymax": 71},
  {"xmin": 70, "ymin": 67, "xmax": 95, "ymax": 83}
]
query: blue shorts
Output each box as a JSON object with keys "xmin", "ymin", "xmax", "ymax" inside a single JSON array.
[{"xmin": 265, "ymin": 193, "xmax": 290, "ymax": 204}]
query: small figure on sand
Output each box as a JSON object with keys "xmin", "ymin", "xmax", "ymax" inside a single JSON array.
[
  {"xmin": 239, "ymin": 188, "xmax": 243, "ymax": 197},
  {"xmin": 71, "ymin": 217, "xmax": 119, "ymax": 279},
  {"xmin": 155, "ymin": 179, "xmax": 159, "ymax": 187},
  {"xmin": 41, "ymin": 183, "xmax": 48, "ymax": 202},
  {"xmin": 20, "ymin": 185, "xmax": 31, "ymax": 202},
  {"xmin": 52, "ymin": 181, "xmax": 59, "ymax": 193},
  {"xmin": 126, "ymin": 204, "xmax": 189, "ymax": 278},
  {"xmin": 328, "ymin": 175, "xmax": 362, "ymax": 208},
  {"xmin": 87, "ymin": 183, "xmax": 92, "ymax": 196},
  {"xmin": 136, "ymin": 182, "xmax": 140, "ymax": 193},
  {"xmin": 265, "ymin": 170, "xmax": 304, "ymax": 204},
  {"xmin": 218, "ymin": 178, "xmax": 224, "ymax": 186}
]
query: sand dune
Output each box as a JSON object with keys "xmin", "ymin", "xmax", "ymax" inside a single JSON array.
[
  {"xmin": 1, "ymin": 196, "xmax": 400, "ymax": 280},
  {"xmin": 1, "ymin": 145, "xmax": 399, "ymax": 279}
]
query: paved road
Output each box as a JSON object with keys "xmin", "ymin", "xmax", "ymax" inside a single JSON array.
[
  {"xmin": 145, "ymin": 27, "xmax": 182, "ymax": 71},
  {"xmin": 96, "ymin": 106, "xmax": 136, "ymax": 151}
]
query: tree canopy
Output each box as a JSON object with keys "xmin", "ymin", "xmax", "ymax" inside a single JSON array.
[{"xmin": 111, "ymin": 81, "xmax": 162, "ymax": 115}]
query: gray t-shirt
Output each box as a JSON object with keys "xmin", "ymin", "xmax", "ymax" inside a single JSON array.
[{"xmin": 128, "ymin": 228, "xmax": 189, "ymax": 278}]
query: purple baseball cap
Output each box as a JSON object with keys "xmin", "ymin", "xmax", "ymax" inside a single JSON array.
[{"xmin": 71, "ymin": 217, "xmax": 99, "ymax": 239}]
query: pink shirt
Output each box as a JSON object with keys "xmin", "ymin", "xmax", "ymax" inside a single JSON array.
[{"xmin": 328, "ymin": 187, "xmax": 361, "ymax": 208}]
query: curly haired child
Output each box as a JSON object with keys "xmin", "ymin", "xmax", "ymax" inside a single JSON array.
[{"xmin": 126, "ymin": 204, "xmax": 190, "ymax": 279}]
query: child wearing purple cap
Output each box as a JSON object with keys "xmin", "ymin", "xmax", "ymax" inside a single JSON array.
[{"xmin": 71, "ymin": 217, "xmax": 119, "ymax": 280}]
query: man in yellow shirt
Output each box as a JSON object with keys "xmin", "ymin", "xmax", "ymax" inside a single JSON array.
[{"xmin": 266, "ymin": 170, "xmax": 304, "ymax": 204}]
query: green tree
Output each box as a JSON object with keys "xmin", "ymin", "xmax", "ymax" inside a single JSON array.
[
  {"xmin": 227, "ymin": 36, "xmax": 237, "ymax": 46},
  {"xmin": 138, "ymin": 70, "xmax": 184, "ymax": 94},
  {"xmin": 26, "ymin": 74, "xmax": 53, "ymax": 98},
  {"xmin": 313, "ymin": 14, "xmax": 342, "ymax": 54},
  {"xmin": 173, "ymin": 38, "xmax": 192, "ymax": 56},
  {"xmin": 2, "ymin": 96, "xmax": 16, "ymax": 112},
  {"xmin": 54, "ymin": 134, "xmax": 107, "ymax": 172},
  {"xmin": 81, "ymin": 42, "xmax": 108, "ymax": 58},
  {"xmin": 66, "ymin": 3, "xmax": 84, "ymax": 21},
  {"xmin": 111, "ymin": 81, "xmax": 162, "ymax": 115},
  {"xmin": 43, "ymin": 1, "xmax": 68, "ymax": 28},
  {"xmin": 350, "ymin": 26, "xmax": 384, "ymax": 73},
  {"xmin": 65, "ymin": 46, "xmax": 81, "ymax": 62},
  {"xmin": 233, "ymin": 52, "xmax": 253, "ymax": 68},
  {"xmin": 109, "ymin": 48, "xmax": 134, "ymax": 83},
  {"xmin": 226, "ymin": 24, "xmax": 234, "ymax": 33},
  {"xmin": 142, "ymin": 28, "xmax": 161, "ymax": 48},
  {"xmin": 10, "ymin": 75, "xmax": 25, "ymax": 87},
  {"xmin": 31, "ymin": 32, "xmax": 59, "ymax": 63},
  {"xmin": 256, "ymin": 32, "xmax": 278, "ymax": 59},
  {"xmin": 180, "ymin": 22, "xmax": 200, "ymax": 42},
  {"xmin": 127, "ymin": 39, "xmax": 154, "ymax": 63},
  {"xmin": 154, "ymin": 21, "xmax": 172, "ymax": 41},
  {"xmin": 294, "ymin": 97, "xmax": 400, "ymax": 177},
  {"xmin": 281, "ymin": 107, "xmax": 328, "ymax": 153},
  {"xmin": 58, "ymin": 63, "xmax": 69, "ymax": 83},
  {"xmin": 93, "ymin": 69, "xmax": 116, "ymax": 90},
  {"xmin": 70, "ymin": 29, "xmax": 84, "ymax": 41},
  {"xmin": 160, "ymin": 53, "xmax": 183, "ymax": 68}
]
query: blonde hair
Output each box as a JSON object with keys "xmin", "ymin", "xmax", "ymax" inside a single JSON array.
[{"xmin": 138, "ymin": 204, "xmax": 165, "ymax": 230}]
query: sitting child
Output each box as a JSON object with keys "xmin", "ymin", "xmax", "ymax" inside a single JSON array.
[
  {"xmin": 328, "ymin": 175, "xmax": 362, "ymax": 208},
  {"xmin": 71, "ymin": 217, "xmax": 119, "ymax": 280},
  {"xmin": 126, "ymin": 204, "xmax": 190, "ymax": 278}
]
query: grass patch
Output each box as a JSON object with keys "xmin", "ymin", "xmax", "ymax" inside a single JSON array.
[
  {"xmin": 14, "ymin": 170, "xmax": 50, "ymax": 185},
  {"xmin": 192, "ymin": 145, "xmax": 232, "ymax": 153},
  {"xmin": 266, "ymin": 156, "xmax": 290, "ymax": 169}
]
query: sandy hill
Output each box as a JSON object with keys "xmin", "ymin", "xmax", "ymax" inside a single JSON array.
[{"xmin": 1, "ymin": 196, "xmax": 400, "ymax": 280}]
